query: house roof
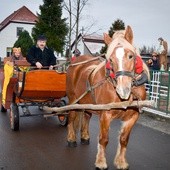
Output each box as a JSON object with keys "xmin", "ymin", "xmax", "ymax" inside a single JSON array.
[
  {"xmin": 71, "ymin": 33, "xmax": 104, "ymax": 49},
  {"xmin": 0, "ymin": 6, "xmax": 38, "ymax": 31},
  {"xmin": 83, "ymin": 34, "xmax": 104, "ymax": 43},
  {"xmin": 71, "ymin": 33, "xmax": 105, "ymax": 55}
]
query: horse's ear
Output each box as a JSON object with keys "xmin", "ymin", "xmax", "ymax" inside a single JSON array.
[
  {"xmin": 103, "ymin": 33, "xmax": 112, "ymax": 45},
  {"xmin": 124, "ymin": 25, "xmax": 133, "ymax": 44}
]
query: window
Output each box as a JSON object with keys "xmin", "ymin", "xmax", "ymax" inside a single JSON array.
[
  {"xmin": 6, "ymin": 47, "xmax": 12, "ymax": 57},
  {"xmin": 16, "ymin": 27, "xmax": 23, "ymax": 37}
]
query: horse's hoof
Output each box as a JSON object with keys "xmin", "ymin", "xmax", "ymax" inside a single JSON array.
[
  {"xmin": 116, "ymin": 166, "xmax": 129, "ymax": 170},
  {"xmin": 95, "ymin": 167, "xmax": 108, "ymax": 170},
  {"xmin": 67, "ymin": 141, "xmax": 77, "ymax": 147},
  {"xmin": 81, "ymin": 138, "xmax": 90, "ymax": 145}
]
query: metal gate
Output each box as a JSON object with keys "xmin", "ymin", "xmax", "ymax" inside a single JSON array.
[{"xmin": 143, "ymin": 71, "xmax": 170, "ymax": 118}]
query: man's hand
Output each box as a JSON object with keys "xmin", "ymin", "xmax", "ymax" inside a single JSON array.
[
  {"xmin": 49, "ymin": 65, "xmax": 53, "ymax": 70},
  {"xmin": 36, "ymin": 62, "xmax": 43, "ymax": 69}
]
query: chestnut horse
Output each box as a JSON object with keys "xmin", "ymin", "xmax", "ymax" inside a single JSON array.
[{"xmin": 66, "ymin": 26, "xmax": 149, "ymax": 170}]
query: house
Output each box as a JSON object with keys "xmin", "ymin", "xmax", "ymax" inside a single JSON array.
[
  {"xmin": 0, "ymin": 6, "xmax": 38, "ymax": 59},
  {"xmin": 71, "ymin": 33, "xmax": 105, "ymax": 56}
]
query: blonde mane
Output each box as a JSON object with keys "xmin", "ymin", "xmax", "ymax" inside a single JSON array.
[
  {"xmin": 106, "ymin": 30, "xmax": 136, "ymax": 60},
  {"xmin": 106, "ymin": 29, "xmax": 150, "ymax": 80},
  {"xmin": 112, "ymin": 30, "xmax": 125, "ymax": 39}
]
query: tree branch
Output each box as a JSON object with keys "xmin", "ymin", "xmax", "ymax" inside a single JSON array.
[{"xmin": 43, "ymin": 100, "xmax": 155, "ymax": 116}]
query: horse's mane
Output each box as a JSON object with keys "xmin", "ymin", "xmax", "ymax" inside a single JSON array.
[
  {"xmin": 108, "ymin": 29, "xmax": 150, "ymax": 81},
  {"xmin": 106, "ymin": 30, "xmax": 135, "ymax": 60},
  {"xmin": 112, "ymin": 30, "xmax": 125, "ymax": 39}
]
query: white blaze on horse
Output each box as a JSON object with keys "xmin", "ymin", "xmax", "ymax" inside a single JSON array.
[{"xmin": 66, "ymin": 25, "xmax": 149, "ymax": 170}]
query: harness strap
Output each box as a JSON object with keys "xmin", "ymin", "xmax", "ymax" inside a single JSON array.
[
  {"xmin": 116, "ymin": 71, "xmax": 134, "ymax": 78},
  {"xmin": 86, "ymin": 78, "xmax": 107, "ymax": 103},
  {"xmin": 69, "ymin": 57, "xmax": 102, "ymax": 67},
  {"xmin": 71, "ymin": 70, "xmax": 107, "ymax": 105}
]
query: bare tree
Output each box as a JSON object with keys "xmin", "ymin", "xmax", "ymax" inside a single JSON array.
[
  {"xmin": 139, "ymin": 45, "xmax": 157, "ymax": 55},
  {"xmin": 64, "ymin": 0, "xmax": 89, "ymax": 58},
  {"xmin": 63, "ymin": 0, "xmax": 72, "ymax": 58}
]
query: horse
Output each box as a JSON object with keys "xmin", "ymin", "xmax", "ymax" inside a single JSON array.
[{"xmin": 66, "ymin": 25, "xmax": 149, "ymax": 170}]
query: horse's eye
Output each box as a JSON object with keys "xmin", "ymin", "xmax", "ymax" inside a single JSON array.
[{"xmin": 128, "ymin": 55, "xmax": 133, "ymax": 59}]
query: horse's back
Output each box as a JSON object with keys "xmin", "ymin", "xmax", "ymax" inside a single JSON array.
[{"xmin": 66, "ymin": 55, "xmax": 102, "ymax": 102}]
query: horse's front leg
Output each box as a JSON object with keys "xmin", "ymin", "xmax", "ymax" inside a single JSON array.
[
  {"xmin": 114, "ymin": 110, "xmax": 139, "ymax": 170},
  {"xmin": 67, "ymin": 110, "xmax": 78, "ymax": 147},
  {"xmin": 95, "ymin": 111, "xmax": 112, "ymax": 170},
  {"xmin": 81, "ymin": 112, "xmax": 92, "ymax": 145}
]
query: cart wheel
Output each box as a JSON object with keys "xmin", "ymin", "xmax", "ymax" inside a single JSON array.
[
  {"xmin": 1, "ymin": 104, "xmax": 7, "ymax": 112},
  {"xmin": 10, "ymin": 103, "xmax": 19, "ymax": 131},
  {"xmin": 58, "ymin": 114, "xmax": 68, "ymax": 126},
  {"xmin": 38, "ymin": 106, "xmax": 43, "ymax": 111}
]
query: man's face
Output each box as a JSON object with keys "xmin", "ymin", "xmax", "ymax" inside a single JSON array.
[
  {"xmin": 14, "ymin": 52, "xmax": 20, "ymax": 58},
  {"xmin": 37, "ymin": 40, "xmax": 47, "ymax": 49},
  {"xmin": 153, "ymin": 56, "xmax": 157, "ymax": 60}
]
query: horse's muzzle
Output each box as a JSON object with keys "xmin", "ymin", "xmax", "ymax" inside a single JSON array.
[{"xmin": 116, "ymin": 85, "xmax": 131, "ymax": 100}]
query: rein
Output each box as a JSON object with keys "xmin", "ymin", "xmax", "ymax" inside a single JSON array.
[{"xmin": 69, "ymin": 56, "xmax": 104, "ymax": 67}]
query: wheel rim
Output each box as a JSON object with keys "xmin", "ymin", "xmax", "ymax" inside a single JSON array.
[
  {"xmin": 10, "ymin": 103, "xmax": 19, "ymax": 131},
  {"xmin": 10, "ymin": 109, "xmax": 14, "ymax": 129}
]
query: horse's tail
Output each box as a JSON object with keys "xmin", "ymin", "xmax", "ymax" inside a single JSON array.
[{"xmin": 143, "ymin": 62, "xmax": 150, "ymax": 81}]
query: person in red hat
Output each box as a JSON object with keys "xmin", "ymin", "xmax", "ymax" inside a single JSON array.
[{"xmin": 71, "ymin": 49, "xmax": 81, "ymax": 61}]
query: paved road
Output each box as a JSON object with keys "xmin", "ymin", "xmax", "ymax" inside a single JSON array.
[{"xmin": 0, "ymin": 107, "xmax": 170, "ymax": 170}]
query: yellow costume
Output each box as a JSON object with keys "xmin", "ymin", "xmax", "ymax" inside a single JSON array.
[
  {"xmin": 2, "ymin": 63, "xmax": 14, "ymax": 105},
  {"xmin": 1, "ymin": 47, "xmax": 22, "ymax": 106}
]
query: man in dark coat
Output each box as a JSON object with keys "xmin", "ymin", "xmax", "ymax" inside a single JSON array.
[
  {"xmin": 26, "ymin": 35, "xmax": 56, "ymax": 69},
  {"xmin": 147, "ymin": 52, "xmax": 160, "ymax": 70}
]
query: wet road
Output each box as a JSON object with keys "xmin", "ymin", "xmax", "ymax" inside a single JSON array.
[{"xmin": 0, "ymin": 107, "xmax": 170, "ymax": 170}]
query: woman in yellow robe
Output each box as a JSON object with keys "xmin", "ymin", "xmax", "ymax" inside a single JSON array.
[{"xmin": 1, "ymin": 47, "xmax": 23, "ymax": 112}]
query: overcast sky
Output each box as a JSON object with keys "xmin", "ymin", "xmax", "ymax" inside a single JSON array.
[{"xmin": 0, "ymin": 0, "xmax": 170, "ymax": 49}]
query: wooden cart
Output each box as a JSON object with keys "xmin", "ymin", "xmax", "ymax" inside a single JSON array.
[{"xmin": 1, "ymin": 59, "xmax": 68, "ymax": 131}]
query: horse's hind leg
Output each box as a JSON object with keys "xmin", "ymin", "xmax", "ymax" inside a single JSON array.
[
  {"xmin": 67, "ymin": 110, "xmax": 78, "ymax": 147},
  {"xmin": 81, "ymin": 112, "xmax": 92, "ymax": 145},
  {"xmin": 95, "ymin": 111, "xmax": 112, "ymax": 170},
  {"xmin": 114, "ymin": 111, "xmax": 139, "ymax": 170}
]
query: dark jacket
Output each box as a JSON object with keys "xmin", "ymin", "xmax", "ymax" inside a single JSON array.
[
  {"xmin": 150, "ymin": 59, "xmax": 160, "ymax": 70},
  {"xmin": 26, "ymin": 45, "xmax": 56, "ymax": 66}
]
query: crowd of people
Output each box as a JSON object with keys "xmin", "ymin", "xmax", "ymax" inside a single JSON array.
[{"xmin": 146, "ymin": 37, "xmax": 168, "ymax": 71}]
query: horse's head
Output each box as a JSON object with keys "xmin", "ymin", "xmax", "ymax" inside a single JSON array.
[{"xmin": 104, "ymin": 26, "xmax": 136, "ymax": 100}]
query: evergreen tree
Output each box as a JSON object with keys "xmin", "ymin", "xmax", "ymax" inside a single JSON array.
[
  {"xmin": 32, "ymin": 0, "xmax": 68, "ymax": 53},
  {"xmin": 13, "ymin": 30, "xmax": 33, "ymax": 57},
  {"xmin": 100, "ymin": 19, "xmax": 125, "ymax": 54}
]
